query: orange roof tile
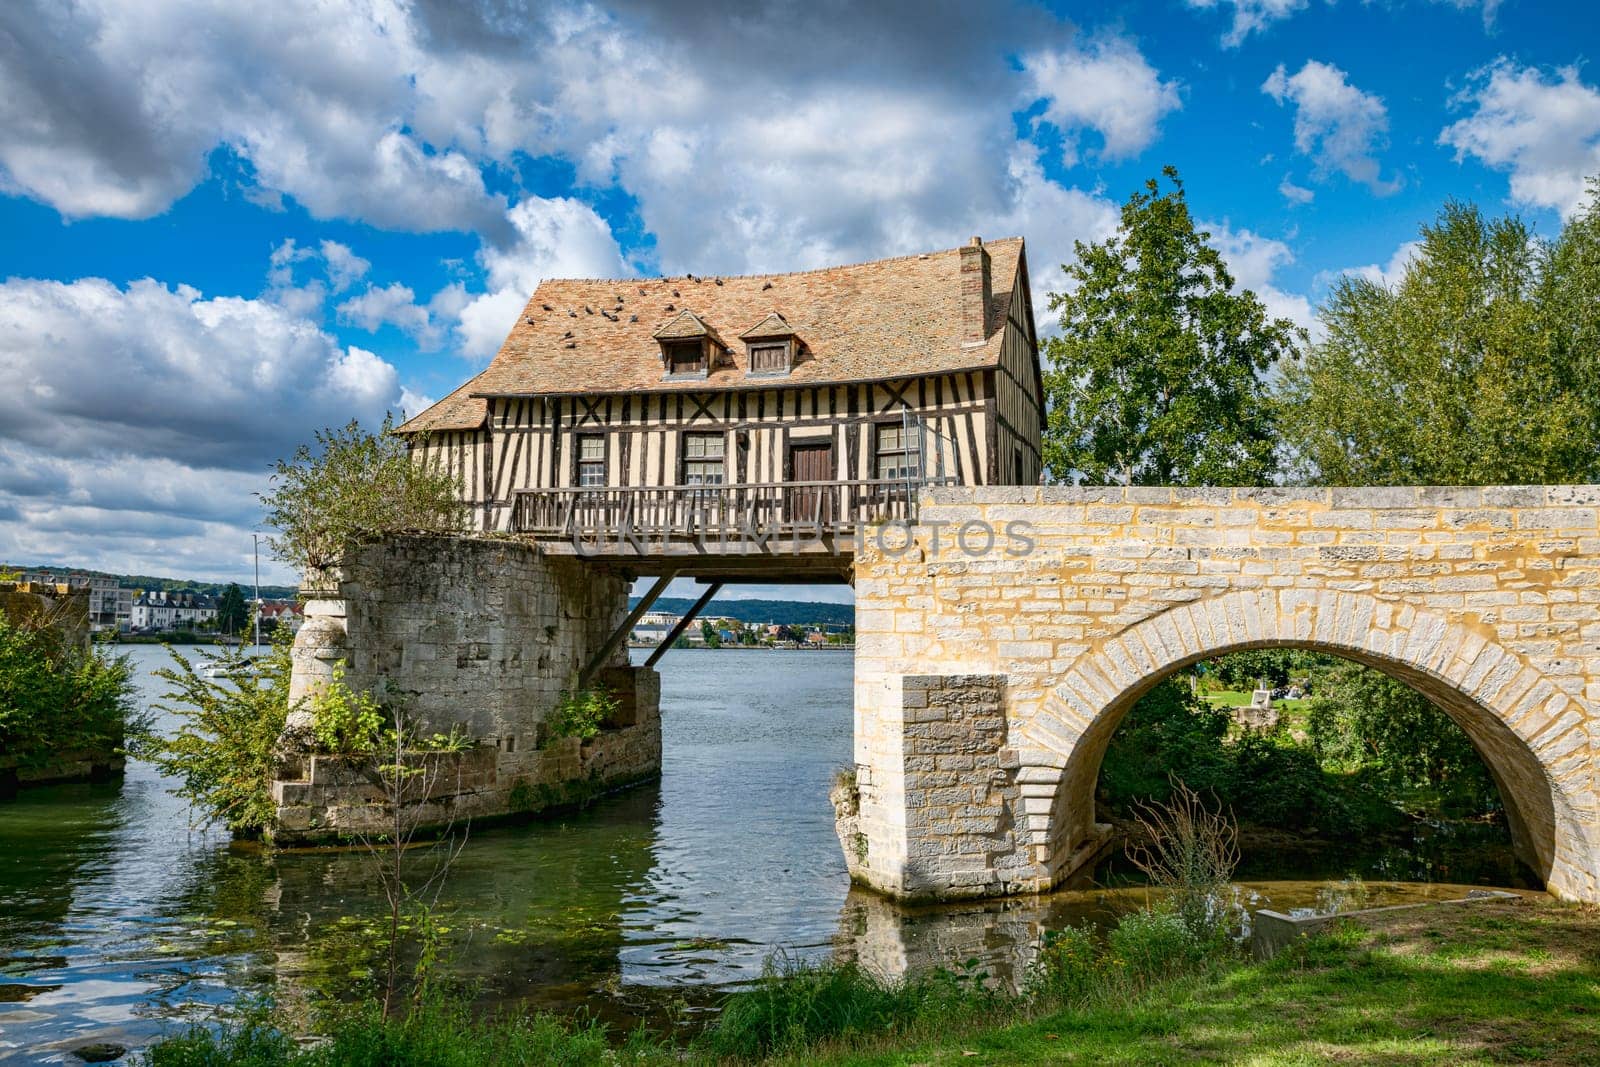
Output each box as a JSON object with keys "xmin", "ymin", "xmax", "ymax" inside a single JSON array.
[
  {"xmin": 395, "ymin": 374, "xmax": 488, "ymax": 434},
  {"xmin": 399, "ymin": 237, "xmax": 1029, "ymax": 433}
]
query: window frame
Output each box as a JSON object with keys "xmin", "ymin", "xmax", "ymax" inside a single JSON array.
[
  {"xmin": 574, "ymin": 433, "xmax": 607, "ymax": 487},
  {"xmin": 680, "ymin": 431, "xmax": 727, "ymax": 486},
  {"xmin": 745, "ymin": 339, "xmax": 793, "ymax": 377},
  {"xmin": 662, "ymin": 339, "xmax": 709, "ymax": 378},
  {"xmin": 872, "ymin": 419, "xmax": 920, "ymax": 482}
]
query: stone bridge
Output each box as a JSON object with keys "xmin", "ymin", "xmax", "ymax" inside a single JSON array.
[{"xmin": 836, "ymin": 486, "xmax": 1600, "ymax": 902}]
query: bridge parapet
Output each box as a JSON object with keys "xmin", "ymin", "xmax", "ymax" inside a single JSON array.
[{"xmin": 845, "ymin": 485, "xmax": 1600, "ymax": 902}]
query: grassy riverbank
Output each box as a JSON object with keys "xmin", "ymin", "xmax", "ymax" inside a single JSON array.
[{"xmin": 141, "ymin": 897, "xmax": 1600, "ymax": 1066}]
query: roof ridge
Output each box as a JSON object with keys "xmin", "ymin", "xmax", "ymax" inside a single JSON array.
[{"xmin": 531, "ymin": 236, "xmax": 1026, "ymax": 289}]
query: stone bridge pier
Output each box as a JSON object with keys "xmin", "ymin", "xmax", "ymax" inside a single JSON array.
[{"xmin": 837, "ymin": 486, "xmax": 1600, "ymax": 902}]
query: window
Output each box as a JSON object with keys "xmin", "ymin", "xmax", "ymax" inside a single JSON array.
[
  {"xmin": 682, "ymin": 432, "xmax": 725, "ymax": 485},
  {"xmin": 874, "ymin": 422, "xmax": 919, "ymax": 480},
  {"xmin": 665, "ymin": 340, "xmax": 706, "ymax": 376},
  {"xmin": 748, "ymin": 342, "xmax": 790, "ymax": 374},
  {"xmin": 577, "ymin": 434, "xmax": 606, "ymax": 486}
]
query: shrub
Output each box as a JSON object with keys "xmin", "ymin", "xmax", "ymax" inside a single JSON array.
[
  {"xmin": 544, "ymin": 686, "xmax": 617, "ymax": 745},
  {"xmin": 1125, "ymin": 780, "xmax": 1241, "ymax": 946},
  {"xmin": 260, "ymin": 415, "xmax": 466, "ymax": 574},
  {"xmin": 1106, "ymin": 906, "xmax": 1205, "ymax": 987},
  {"xmin": 0, "ymin": 609, "xmax": 138, "ymax": 768},
  {"xmin": 139, "ymin": 995, "xmax": 646, "ymax": 1066},
  {"xmin": 130, "ymin": 631, "xmax": 293, "ymax": 837},
  {"xmin": 1026, "ymin": 925, "xmax": 1099, "ymax": 1002},
  {"xmin": 702, "ymin": 953, "xmax": 998, "ymax": 1061},
  {"xmin": 309, "ymin": 664, "xmax": 385, "ymax": 753}
]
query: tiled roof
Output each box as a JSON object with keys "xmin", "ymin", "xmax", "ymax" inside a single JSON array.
[
  {"xmin": 652, "ymin": 308, "xmax": 713, "ymax": 340},
  {"xmin": 739, "ymin": 312, "xmax": 795, "ymax": 339},
  {"xmin": 397, "ymin": 237, "xmax": 1028, "ymax": 433},
  {"xmin": 396, "ymin": 374, "xmax": 490, "ymax": 434}
]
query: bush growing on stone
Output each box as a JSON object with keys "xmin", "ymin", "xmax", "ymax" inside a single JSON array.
[
  {"xmin": 309, "ymin": 664, "xmax": 386, "ymax": 753},
  {"xmin": 260, "ymin": 415, "xmax": 467, "ymax": 574},
  {"xmin": 544, "ymin": 686, "xmax": 617, "ymax": 745},
  {"xmin": 0, "ymin": 610, "xmax": 137, "ymax": 770}
]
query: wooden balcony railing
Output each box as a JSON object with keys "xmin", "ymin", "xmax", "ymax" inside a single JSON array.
[{"xmin": 512, "ymin": 478, "xmax": 949, "ymax": 541}]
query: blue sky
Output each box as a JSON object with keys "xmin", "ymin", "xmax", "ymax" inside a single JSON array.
[{"xmin": 0, "ymin": 0, "xmax": 1596, "ymax": 596}]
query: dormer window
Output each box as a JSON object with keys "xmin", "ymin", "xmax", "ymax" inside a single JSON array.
[
  {"xmin": 664, "ymin": 339, "xmax": 707, "ymax": 376},
  {"xmin": 749, "ymin": 341, "xmax": 791, "ymax": 374},
  {"xmin": 738, "ymin": 311, "xmax": 799, "ymax": 377},
  {"xmin": 653, "ymin": 309, "xmax": 717, "ymax": 379}
]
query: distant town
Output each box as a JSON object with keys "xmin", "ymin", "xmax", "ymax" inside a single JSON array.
[
  {"xmin": 3, "ymin": 566, "xmax": 854, "ymax": 649},
  {"xmin": 627, "ymin": 609, "xmax": 853, "ymax": 650},
  {"xmin": 3, "ymin": 567, "xmax": 304, "ymax": 639}
]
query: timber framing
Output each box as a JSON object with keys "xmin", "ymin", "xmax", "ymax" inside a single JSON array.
[{"xmin": 400, "ymin": 236, "xmax": 1045, "ymax": 569}]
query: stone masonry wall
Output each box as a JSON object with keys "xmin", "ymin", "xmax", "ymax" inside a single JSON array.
[
  {"xmin": 848, "ymin": 485, "xmax": 1600, "ymax": 902},
  {"xmin": 838, "ymin": 675, "xmax": 1033, "ymax": 900},
  {"xmin": 273, "ymin": 534, "xmax": 659, "ymax": 842}
]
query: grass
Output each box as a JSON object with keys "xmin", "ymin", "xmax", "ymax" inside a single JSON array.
[
  {"xmin": 797, "ymin": 898, "xmax": 1600, "ymax": 1065},
  {"xmin": 1203, "ymin": 688, "xmax": 1306, "ymax": 710},
  {"xmin": 140, "ymin": 898, "xmax": 1600, "ymax": 1066}
]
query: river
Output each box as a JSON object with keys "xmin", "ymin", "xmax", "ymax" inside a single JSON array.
[{"xmin": 0, "ymin": 646, "xmax": 1536, "ymax": 1063}]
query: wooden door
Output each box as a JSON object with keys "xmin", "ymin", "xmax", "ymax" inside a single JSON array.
[{"xmin": 787, "ymin": 441, "xmax": 834, "ymax": 526}]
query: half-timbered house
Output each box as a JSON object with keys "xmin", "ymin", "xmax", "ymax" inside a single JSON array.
[{"xmin": 397, "ymin": 236, "xmax": 1043, "ymax": 579}]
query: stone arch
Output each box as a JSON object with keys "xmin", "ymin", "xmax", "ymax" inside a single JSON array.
[{"xmin": 1019, "ymin": 588, "xmax": 1597, "ymax": 900}]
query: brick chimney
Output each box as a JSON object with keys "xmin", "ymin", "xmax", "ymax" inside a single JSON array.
[{"xmin": 959, "ymin": 236, "xmax": 991, "ymax": 344}]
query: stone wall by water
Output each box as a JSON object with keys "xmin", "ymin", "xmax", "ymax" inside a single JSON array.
[{"xmin": 272, "ymin": 535, "xmax": 659, "ymax": 842}]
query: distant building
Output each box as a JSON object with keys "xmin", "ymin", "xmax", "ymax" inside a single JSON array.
[
  {"xmin": 636, "ymin": 610, "xmax": 680, "ymax": 628},
  {"xmin": 19, "ymin": 571, "xmax": 130, "ymax": 632},
  {"xmin": 258, "ymin": 601, "xmax": 303, "ymax": 634},
  {"xmin": 130, "ymin": 591, "xmax": 216, "ymax": 632}
]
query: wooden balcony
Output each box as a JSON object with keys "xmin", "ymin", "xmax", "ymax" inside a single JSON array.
[{"xmin": 511, "ymin": 478, "xmax": 947, "ymax": 575}]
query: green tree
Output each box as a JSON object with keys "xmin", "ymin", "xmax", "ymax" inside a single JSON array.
[
  {"xmin": 1306, "ymin": 659, "xmax": 1498, "ymax": 816},
  {"xmin": 700, "ymin": 619, "xmax": 722, "ymax": 649},
  {"xmin": 1043, "ymin": 167, "xmax": 1300, "ymax": 486},
  {"xmin": 217, "ymin": 583, "xmax": 249, "ymax": 636},
  {"xmin": 260, "ymin": 415, "xmax": 466, "ymax": 574},
  {"xmin": 1280, "ymin": 196, "xmax": 1599, "ymax": 485}
]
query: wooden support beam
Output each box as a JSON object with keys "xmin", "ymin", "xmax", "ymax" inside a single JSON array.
[
  {"xmin": 645, "ymin": 581, "xmax": 723, "ymax": 668},
  {"xmin": 577, "ymin": 571, "xmax": 676, "ymax": 689}
]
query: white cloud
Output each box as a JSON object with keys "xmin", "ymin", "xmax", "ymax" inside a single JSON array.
[
  {"xmin": 1264, "ymin": 60, "xmax": 1402, "ymax": 195},
  {"xmin": 1316, "ymin": 239, "xmax": 1422, "ymax": 290},
  {"xmin": 0, "ymin": 272, "xmax": 417, "ymax": 583},
  {"xmin": 320, "ymin": 241, "xmax": 371, "ymax": 293},
  {"xmin": 1440, "ymin": 60, "xmax": 1600, "ymax": 219},
  {"xmin": 454, "ymin": 196, "xmax": 631, "ymax": 359},
  {"xmin": 0, "ymin": 0, "xmax": 510, "ymax": 236},
  {"xmin": 1279, "ymin": 174, "xmax": 1315, "ymax": 205},
  {"xmin": 0, "ymin": 0, "xmax": 1130, "ymax": 309},
  {"xmin": 1431, "ymin": 0, "xmax": 1502, "ymax": 29},
  {"xmin": 1023, "ymin": 34, "xmax": 1182, "ymax": 167},
  {"xmin": 1203, "ymin": 221, "xmax": 1315, "ymax": 335},
  {"xmin": 1185, "ymin": 0, "xmax": 1308, "ymax": 48}
]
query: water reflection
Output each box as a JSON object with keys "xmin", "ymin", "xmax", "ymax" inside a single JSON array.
[{"xmin": 0, "ymin": 646, "xmax": 1539, "ymax": 1063}]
